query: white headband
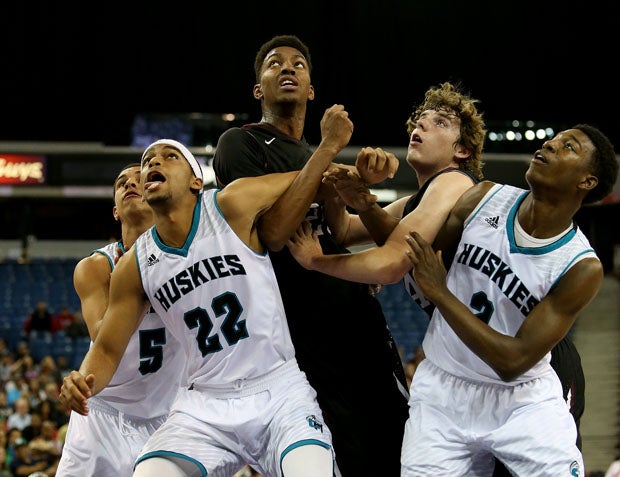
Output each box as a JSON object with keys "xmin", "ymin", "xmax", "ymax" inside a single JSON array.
[{"xmin": 142, "ymin": 139, "xmax": 203, "ymax": 180}]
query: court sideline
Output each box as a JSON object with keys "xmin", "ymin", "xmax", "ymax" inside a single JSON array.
[{"xmin": 573, "ymin": 258, "xmax": 620, "ymax": 473}]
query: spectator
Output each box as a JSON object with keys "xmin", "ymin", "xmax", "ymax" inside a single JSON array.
[
  {"xmin": 0, "ymin": 428, "xmax": 9, "ymax": 469},
  {"xmin": 10, "ymin": 437, "xmax": 58, "ymax": 477},
  {"xmin": 24, "ymin": 302, "xmax": 53, "ymax": 338},
  {"xmin": 64, "ymin": 311, "xmax": 89, "ymax": 340},
  {"xmin": 51, "ymin": 307, "xmax": 73, "ymax": 334},
  {"xmin": 38, "ymin": 356, "xmax": 61, "ymax": 385},
  {"xmin": 54, "ymin": 356, "xmax": 71, "ymax": 381},
  {"xmin": 40, "ymin": 383, "xmax": 68, "ymax": 428},
  {"xmin": 21, "ymin": 412, "xmax": 42, "ymax": 441},
  {"xmin": 29, "ymin": 420, "xmax": 61, "ymax": 462},
  {"xmin": 7, "ymin": 397, "xmax": 31, "ymax": 432},
  {"xmin": 0, "ymin": 353, "xmax": 13, "ymax": 383},
  {"xmin": 0, "ymin": 391, "xmax": 12, "ymax": 427},
  {"xmin": 6, "ymin": 427, "xmax": 23, "ymax": 463}
]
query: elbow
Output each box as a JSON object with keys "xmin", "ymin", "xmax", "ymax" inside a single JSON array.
[
  {"xmin": 266, "ymin": 241, "xmax": 286, "ymax": 252},
  {"xmin": 374, "ymin": 262, "xmax": 409, "ymax": 285},
  {"xmin": 496, "ymin": 368, "xmax": 521, "ymax": 383},
  {"xmin": 258, "ymin": 223, "xmax": 289, "ymax": 252},
  {"xmin": 492, "ymin": 355, "xmax": 532, "ymax": 382},
  {"xmin": 382, "ymin": 257, "xmax": 413, "ymax": 284},
  {"xmin": 260, "ymin": 231, "xmax": 287, "ymax": 252}
]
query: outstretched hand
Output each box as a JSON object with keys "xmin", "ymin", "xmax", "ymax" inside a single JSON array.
[
  {"xmin": 322, "ymin": 167, "xmax": 378, "ymax": 212},
  {"xmin": 287, "ymin": 220, "xmax": 322, "ymax": 270},
  {"xmin": 356, "ymin": 147, "xmax": 399, "ymax": 184},
  {"xmin": 405, "ymin": 231, "xmax": 448, "ymax": 302},
  {"xmin": 59, "ymin": 370, "xmax": 96, "ymax": 416}
]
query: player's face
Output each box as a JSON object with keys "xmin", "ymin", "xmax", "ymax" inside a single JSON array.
[
  {"xmin": 113, "ymin": 166, "xmax": 151, "ymax": 221},
  {"xmin": 406, "ymin": 109, "xmax": 463, "ymax": 169},
  {"xmin": 140, "ymin": 145, "xmax": 194, "ymax": 205},
  {"xmin": 256, "ymin": 46, "xmax": 314, "ymax": 106},
  {"xmin": 527, "ymin": 128, "xmax": 596, "ymax": 189}
]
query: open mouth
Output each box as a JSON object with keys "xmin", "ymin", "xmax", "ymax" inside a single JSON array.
[{"xmin": 144, "ymin": 170, "xmax": 166, "ymax": 190}]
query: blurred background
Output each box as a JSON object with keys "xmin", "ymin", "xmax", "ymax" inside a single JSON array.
[{"xmin": 1, "ymin": 0, "xmax": 618, "ymax": 242}]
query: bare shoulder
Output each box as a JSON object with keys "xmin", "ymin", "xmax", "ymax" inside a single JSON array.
[
  {"xmin": 421, "ymin": 171, "xmax": 479, "ymax": 203},
  {"xmin": 461, "ymin": 180, "xmax": 495, "ymax": 202},
  {"xmin": 74, "ymin": 252, "xmax": 111, "ymax": 287},
  {"xmin": 554, "ymin": 257, "xmax": 603, "ymax": 300},
  {"xmin": 450, "ymin": 181, "xmax": 496, "ymax": 221}
]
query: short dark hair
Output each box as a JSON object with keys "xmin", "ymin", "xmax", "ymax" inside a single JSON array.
[
  {"xmin": 254, "ymin": 34, "xmax": 312, "ymax": 83},
  {"xmin": 572, "ymin": 124, "xmax": 618, "ymax": 204}
]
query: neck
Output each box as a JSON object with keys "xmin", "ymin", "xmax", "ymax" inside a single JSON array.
[
  {"xmin": 518, "ymin": 192, "xmax": 578, "ymax": 238},
  {"xmin": 260, "ymin": 104, "xmax": 307, "ymax": 140},
  {"xmin": 151, "ymin": 195, "xmax": 198, "ymax": 248},
  {"xmin": 121, "ymin": 215, "xmax": 153, "ymax": 249}
]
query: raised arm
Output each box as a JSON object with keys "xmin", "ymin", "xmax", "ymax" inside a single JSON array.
[
  {"xmin": 258, "ymin": 104, "xmax": 353, "ymax": 251},
  {"xmin": 59, "ymin": 247, "xmax": 149, "ymax": 415},
  {"xmin": 321, "ymin": 149, "xmax": 403, "ymax": 247}
]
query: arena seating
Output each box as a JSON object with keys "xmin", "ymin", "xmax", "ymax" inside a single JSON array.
[{"xmin": 1, "ymin": 258, "xmax": 430, "ymax": 366}]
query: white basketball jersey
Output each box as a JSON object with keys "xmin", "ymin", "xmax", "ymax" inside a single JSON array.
[
  {"xmin": 423, "ymin": 184, "xmax": 598, "ymax": 384},
  {"xmin": 134, "ymin": 190, "xmax": 295, "ymax": 389},
  {"xmin": 93, "ymin": 241, "xmax": 186, "ymax": 418}
]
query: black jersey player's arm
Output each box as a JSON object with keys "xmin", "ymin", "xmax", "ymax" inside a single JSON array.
[
  {"xmin": 218, "ymin": 171, "xmax": 302, "ymax": 253},
  {"xmin": 60, "ymin": 247, "xmax": 150, "ymax": 415},
  {"xmin": 257, "ymin": 104, "xmax": 353, "ymax": 252}
]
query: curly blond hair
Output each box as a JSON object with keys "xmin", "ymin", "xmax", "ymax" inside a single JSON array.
[{"xmin": 406, "ymin": 82, "xmax": 486, "ymax": 179}]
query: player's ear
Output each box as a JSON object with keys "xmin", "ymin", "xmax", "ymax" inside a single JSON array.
[
  {"xmin": 113, "ymin": 206, "xmax": 120, "ymax": 222},
  {"xmin": 190, "ymin": 177, "xmax": 204, "ymax": 193},
  {"xmin": 578, "ymin": 173, "xmax": 598, "ymax": 193},
  {"xmin": 253, "ymin": 84, "xmax": 263, "ymax": 100},
  {"xmin": 454, "ymin": 143, "xmax": 471, "ymax": 160},
  {"xmin": 308, "ymin": 84, "xmax": 315, "ymax": 101}
]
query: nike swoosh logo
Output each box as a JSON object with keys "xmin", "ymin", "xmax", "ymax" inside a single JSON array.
[{"xmin": 265, "ymin": 138, "xmax": 275, "ymax": 145}]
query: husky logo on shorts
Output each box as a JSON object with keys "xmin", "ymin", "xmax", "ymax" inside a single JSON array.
[
  {"xmin": 569, "ymin": 460, "xmax": 580, "ymax": 476},
  {"xmin": 306, "ymin": 415, "xmax": 323, "ymax": 432}
]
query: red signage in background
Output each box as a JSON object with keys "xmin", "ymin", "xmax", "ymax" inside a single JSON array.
[{"xmin": 0, "ymin": 155, "xmax": 46, "ymax": 184}]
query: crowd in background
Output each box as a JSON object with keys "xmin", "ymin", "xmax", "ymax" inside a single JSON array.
[
  {"xmin": 0, "ymin": 297, "xmax": 618, "ymax": 476},
  {"xmin": 0, "ymin": 301, "xmax": 89, "ymax": 476}
]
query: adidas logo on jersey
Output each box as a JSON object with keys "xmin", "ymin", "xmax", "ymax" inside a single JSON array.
[
  {"xmin": 485, "ymin": 215, "xmax": 500, "ymax": 228},
  {"xmin": 147, "ymin": 254, "xmax": 159, "ymax": 266}
]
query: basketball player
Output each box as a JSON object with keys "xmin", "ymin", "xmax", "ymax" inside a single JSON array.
[
  {"xmin": 56, "ymin": 164, "xmax": 186, "ymax": 476},
  {"xmin": 59, "ymin": 125, "xmax": 362, "ymax": 475},
  {"xmin": 402, "ymin": 124, "xmax": 618, "ymax": 475},
  {"xmin": 213, "ymin": 34, "xmax": 407, "ymax": 476},
  {"xmin": 287, "ymin": 82, "xmax": 588, "ymax": 475}
]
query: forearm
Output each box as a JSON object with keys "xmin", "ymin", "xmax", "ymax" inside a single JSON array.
[
  {"xmin": 431, "ymin": 288, "xmax": 533, "ymax": 381},
  {"xmin": 309, "ymin": 247, "xmax": 409, "ymax": 285},
  {"xmin": 260, "ymin": 143, "xmax": 341, "ymax": 250},
  {"xmin": 78, "ymin": 342, "xmax": 121, "ymax": 395},
  {"xmin": 358, "ymin": 204, "xmax": 400, "ymax": 246},
  {"xmin": 322, "ymin": 194, "xmax": 351, "ymax": 245}
]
